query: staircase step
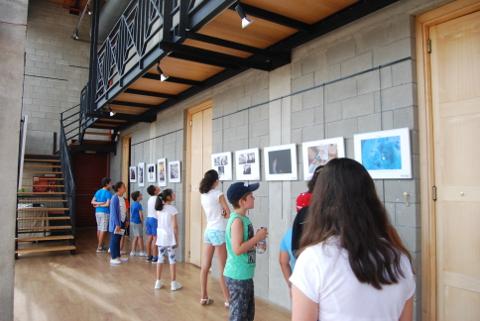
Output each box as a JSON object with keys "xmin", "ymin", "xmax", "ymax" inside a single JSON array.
[
  {"xmin": 18, "ymin": 216, "xmax": 70, "ymax": 221},
  {"xmin": 18, "ymin": 192, "xmax": 66, "ymax": 196},
  {"xmin": 22, "ymin": 184, "xmax": 65, "ymax": 188},
  {"xmin": 16, "ymin": 245, "xmax": 76, "ymax": 255},
  {"xmin": 18, "ymin": 225, "xmax": 72, "ymax": 232},
  {"xmin": 17, "ymin": 199, "xmax": 67, "ymax": 203},
  {"xmin": 24, "ymin": 164, "xmax": 62, "ymax": 169},
  {"xmin": 28, "ymin": 177, "xmax": 64, "ymax": 181},
  {"xmin": 24, "ymin": 158, "xmax": 60, "ymax": 163},
  {"xmin": 17, "ymin": 207, "xmax": 69, "ymax": 211},
  {"xmin": 30, "ymin": 172, "xmax": 63, "ymax": 175},
  {"xmin": 16, "ymin": 235, "xmax": 74, "ymax": 243}
]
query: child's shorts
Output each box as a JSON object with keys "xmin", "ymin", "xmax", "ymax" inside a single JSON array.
[
  {"xmin": 95, "ymin": 213, "xmax": 109, "ymax": 232},
  {"xmin": 130, "ymin": 222, "xmax": 143, "ymax": 237},
  {"xmin": 146, "ymin": 217, "xmax": 157, "ymax": 236},
  {"xmin": 157, "ymin": 246, "xmax": 176, "ymax": 264},
  {"xmin": 204, "ymin": 229, "xmax": 226, "ymax": 246}
]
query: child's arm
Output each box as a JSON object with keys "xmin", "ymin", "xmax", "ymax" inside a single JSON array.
[
  {"xmin": 110, "ymin": 196, "xmax": 122, "ymax": 232},
  {"xmin": 231, "ymin": 218, "xmax": 267, "ymax": 255},
  {"xmin": 139, "ymin": 210, "xmax": 144, "ymax": 223},
  {"xmin": 219, "ymin": 195, "xmax": 231, "ymax": 219},
  {"xmin": 172, "ymin": 214, "xmax": 179, "ymax": 249},
  {"xmin": 279, "ymin": 251, "xmax": 292, "ymax": 288}
]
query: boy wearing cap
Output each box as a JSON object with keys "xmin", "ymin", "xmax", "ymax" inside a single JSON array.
[{"xmin": 224, "ymin": 182, "xmax": 268, "ymax": 321}]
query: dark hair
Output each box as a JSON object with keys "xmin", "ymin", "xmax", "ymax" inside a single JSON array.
[
  {"xmin": 307, "ymin": 165, "xmax": 324, "ymax": 193},
  {"xmin": 112, "ymin": 181, "xmax": 125, "ymax": 192},
  {"xmin": 199, "ymin": 170, "xmax": 219, "ymax": 194},
  {"xmin": 147, "ymin": 185, "xmax": 157, "ymax": 196},
  {"xmin": 155, "ymin": 189, "xmax": 174, "ymax": 211},
  {"xmin": 131, "ymin": 191, "xmax": 141, "ymax": 201},
  {"xmin": 101, "ymin": 177, "xmax": 111, "ymax": 187},
  {"xmin": 300, "ymin": 158, "xmax": 412, "ymax": 290}
]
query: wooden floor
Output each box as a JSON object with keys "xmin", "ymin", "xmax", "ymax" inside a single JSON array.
[{"xmin": 14, "ymin": 228, "xmax": 290, "ymax": 321}]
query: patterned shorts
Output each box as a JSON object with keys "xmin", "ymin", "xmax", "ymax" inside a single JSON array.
[
  {"xmin": 203, "ymin": 229, "xmax": 226, "ymax": 246},
  {"xmin": 95, "ymin": 213, "xmax": 109, "ymax": 232},
  {"xmin": 225, "ymin": 277, "xmax": 255, "ymax": 321},
  {"xmin": 157, "ymin": 246, "xmax": 176, "ymax": 264}
]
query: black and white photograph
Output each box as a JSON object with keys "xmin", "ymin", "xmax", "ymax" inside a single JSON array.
[
  {"xmin": 264, "ymin": 144, "xmax": 297, "ymax": 181},
  {"xmin": 168, "ymin": 160, "xmax": 181, "ymax": 183},
  {"xmin": 235, "ymin": 148, "xmax": 260, "ymax": 180},
  {"xmin": 157, "ymin": 158, "xmax": 167, "ymax": 186},
  {"xmin": 129, "ymin": 166, "xmax": 137, "ymax": 183},
  {"xmin": 211, "ymin": 152, "xmax": 232, "ymax": 180},
  {"xmin": 138, "ymin": 162, "xmax": 145, "ymax": 187},
  {"xmin": 147, "ymin": 163, "xmax": 156, "ymax": 183}
]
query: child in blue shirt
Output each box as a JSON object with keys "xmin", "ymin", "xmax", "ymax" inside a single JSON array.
[
  {"xmin": 130, "ymin": 191, "xmax": 146, "ymax": 256},
  {"xmin": 91, "ymin": 177, "xmax": 112, "ymax": 252}
]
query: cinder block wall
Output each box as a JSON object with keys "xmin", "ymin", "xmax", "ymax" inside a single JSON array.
[
  {"xmin": 22, "ymin": 0, "xmax": 90, "ymax": 155},
  {"xmin": 110, "ymin": 0, "xmax": 454, "ymax": 318}
]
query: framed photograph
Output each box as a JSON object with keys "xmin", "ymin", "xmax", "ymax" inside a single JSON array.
[
  {"xmin": 168, "ymin": 160, "xmax": 181, "ymax": 183},
  {"xmin": 354, "ymin": 128, "xmax": 412, "ymax": 179},
  {"xmin": 129, "ymin": 166, "xmax": 137, "ymax": 183},
  {"xmin": 235, "ymin": 148, "xmax": 260, "ymax": 181},
  {"xmin": 146, "ymin": 163, "xmax": 156, "ymax": 183},
  {"xmin": 211, "ymin": 152, "xmax": 233, "ymax": 181},
  {"xmin": 264, "ymin": 144, "xmax": 297, "ymax": 181},
  {"xmin": 302, "ymin": 137, "xmax": 345, "ymax": 180},
  {"xmin": 157, "ymin": 158, "xmax": 167, "ymax": 187},
  {"xmin": 137, "ymin": 162, "xmax": 145, "ymax": 187}
]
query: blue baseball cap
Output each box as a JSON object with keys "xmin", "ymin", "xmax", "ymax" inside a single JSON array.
[{"xmin": 227, "ymin": 182, "xmax": 260, "ymax": 204}]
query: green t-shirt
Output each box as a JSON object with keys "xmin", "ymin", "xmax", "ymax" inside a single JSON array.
[{"xmin": 224, "ymin": 212, "xmax": 256, "ymax": 280}]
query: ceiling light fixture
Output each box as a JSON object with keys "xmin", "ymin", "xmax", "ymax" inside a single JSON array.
[
  {"xmin": 109, "ymin": 111, "xmax": 116, "ymax": 117},
  {"xmin": 157, "ymin": 64, "xmax": 169, "ymax": 82},
  {"xmin": 235, "ymin": 3, "xmax": 253, "ymax": 29}
]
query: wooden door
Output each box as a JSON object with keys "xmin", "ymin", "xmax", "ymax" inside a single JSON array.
[
  {"xmin": 186, "ymin": 104, "xmax": 212, "ymax": 266},
  {"xmin": 430, "ymin": 9, "xmax": 480, "ymax": 321}
]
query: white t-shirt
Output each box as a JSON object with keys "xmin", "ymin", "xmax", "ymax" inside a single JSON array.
[
  {"xmin": 200, "ymin": 189, "xmax": 226, "ymax": 231},
  {"xmin": 147, "ymin": 195, "xmax": 157, "ymax": 218},
  {"xmin": 290, "ymin": 237, "xmax": 415, "ymax": 321},
  {"xmin": 156, "ymin": 204, "xmax": 179, "ymax": 247},
  {"xmin": 119, "ymin": 197, "xmax": 127, "ymax": 223}
]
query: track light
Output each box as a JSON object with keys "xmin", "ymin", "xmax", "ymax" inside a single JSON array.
[
  {"xmin": 235, "ymin": 3, "xmax": 252, "ymax": 29},
  {"xmin": 109, "ymin": 111, "xmax": 116, "ymax": 117},
  {"xmin": 157, "ymin": 64, "xmax": 169, "ymax": 82},
  {"xmin": 88, "ymin": 10, "xmax": 92, "ymax": 15},
  {"xmin": 72, "ymin": 32, "xmax": 80, "ymax": 40}
]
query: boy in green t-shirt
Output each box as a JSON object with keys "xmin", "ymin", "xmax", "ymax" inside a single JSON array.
[{"xmin": 224, "ymin": 182, "xmax": 268, "ymax": 321}]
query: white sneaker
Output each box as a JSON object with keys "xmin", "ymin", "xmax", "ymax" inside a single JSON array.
[
  {"xmin": 110, "ymin": 258, "xmax": 121, "ymax": 265},
  {"xmin": 171, "ymin": 281, "xmax": 183, "ymax": 291},
  {"xmin": 138, "ymin": 251, "xmax": 147, "ymax": 257},
  {"xmin": 130, "ymin": 251, "xmax": 137, "ymax": 256},
  {"xmin": 120, "ymin": 256, "xmax": 129, "ymax": 262},
  {"xmin": 108, "ymin": 248, "xmax": 110, "ymax": 253},
  {"xmin": 154, "ymin": 280, "xmax": 164, "ymax": 289}
]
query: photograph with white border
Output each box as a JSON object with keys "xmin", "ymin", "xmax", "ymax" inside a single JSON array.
[
  {"xmin": 157, "ymin": 158, "xmax": 167, "ymax": 186},
  {"xmin": 264, "ymin": 144, "xmax": 297, "ymax": 181},
  {"xmin": 235, "ymin": 148, "xmax": 260, "ymax": 181},
  {"xmin": 302, "ymin": 137, "xmax": 345, "ymax": 180},
  {"xmin": 211, "ymin": 152, "xmax": 233, "ymax": 181},
  {"xmin": 168, "ymin": 160, "xmax": 181, "ymax": 183}
]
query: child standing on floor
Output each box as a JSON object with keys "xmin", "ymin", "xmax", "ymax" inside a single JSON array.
[
  {"xmin": 146, "ymin": 185, "xmax": 160, "ymax": 263},
  {"xmin": 224, "ymin": 182, "xmax": 268, "ymax": 321},
  {"xmin": 130, "ymin": 191, "xmax": 146, "ymax": 256},
  {"xmin": 109, "ymin": 181, "xmax": 129, "ymax": 265},
  {"xmin": 154, "ymin": 189, "xmax": 182, "ymax": 291}
]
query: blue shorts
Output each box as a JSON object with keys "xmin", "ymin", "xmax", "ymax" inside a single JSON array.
[
  {"xmin": 204, "ymin": 229, "xmax": 226, "ymax": 246},
  {"xmin": 146, "ymin": 217, "xmax": 157, "ymax": 236}
]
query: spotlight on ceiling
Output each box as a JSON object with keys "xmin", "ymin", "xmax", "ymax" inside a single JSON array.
[
  {"xmin": 72, "ymin": 32, "xmax": 80, "ymax": 40},
  {"xmin": 235, "ymin": 3, "xmax": 253, "ymax": 29},
  {"xmin": 109, "ymin": 111, "xmax": 116, "ymax": 117},
  {"xmin": 88, "ymin": 10, "xmax": 92, "ymax": 15},
  {"xmin": 157, "ymin": 64, "xmax": 169, "ymax": 82}
]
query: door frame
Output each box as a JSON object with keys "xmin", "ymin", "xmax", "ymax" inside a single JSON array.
[
  {"xmin": 184, "ymin": 100, "xmax": 213, "ymax": 263},
  {"xmin": 416, "ymin": 1, "xmax": 480, "ymax": 320},
  {"xmin": 121, "ymin": 135, "xmax": 131, "ymax": 196}
]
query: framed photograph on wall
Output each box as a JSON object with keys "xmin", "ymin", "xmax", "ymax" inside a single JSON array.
[
  {"xmin": 235, "ymin": 148, "xmax": 260, "ymax": 181},
  {"xmin": 129, "ymin": 166, "xmax": 137, "ymax": 183},
  {"xmin": 264, "ymin": 144, "xmax": 297, "ymax": 181},
  {"xmin": 302, "ymin": 137, "xmax": 345, "ymax": 180},
  {"xmin": 147, "ymin": 163, "xmax": 156, "ymax": 183},
  {"xmin": 168, "ymin": 160, "xmax": 181, "ymax": 183},
  {"xmin": 157, "ymin": 158, "xmax": 167, "ymax": 187},
  {"xmin": 354, "ymin": 127, "xmax": 412, "ymax": 179},
  {"xmin": 211, "ymin": 152, "xmax": 233, "ymax": 181},
  {"xmin": 137, "ymin": 162, "xmax": 145, "ymax": 187}
]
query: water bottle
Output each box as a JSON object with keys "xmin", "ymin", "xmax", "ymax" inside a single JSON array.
[{"xmin": 256, "ymin": 227, "xmax": 267, "ymax": 254}]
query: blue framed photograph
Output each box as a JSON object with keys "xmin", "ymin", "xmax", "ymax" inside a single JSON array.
[{"xmin": 354, "ymin": 128, "xmax": 412, "ymax": 179}]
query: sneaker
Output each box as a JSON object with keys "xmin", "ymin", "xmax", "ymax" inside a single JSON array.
[
  {"xmin": 154, "ymin": 279, "xmax": 164, "ymax": 289},
  {"xmin": 151, "ymin": 256, "xmax": 158, "ymax": 264},
  {"xmin": 146, "ymin": 256, "xmax": 153, "ymax": 262},
  {"xmin": 120, "ymin": 256, "xmax": 129, "ymax": 263},
  {"xmin": 138, "ymin": 251, "xmax": 147, "ymax": 257},
  {"xmin": 171, "ymin": 281, "xmax": 183, "ymax": 291},
  {"xmin": 108, "ymin": 248, "xmax": 111, "ymax": 253},
  {"xmin": 96, "ymin": 247, "xmax": 106, "ymax": 253},
  {"xmin": 110, "ymin": 258, "xmax": 121, "ymax": 265},
  {"xmin": 130, "ymin": 251, "xmax": 137, "ymax": 256}
]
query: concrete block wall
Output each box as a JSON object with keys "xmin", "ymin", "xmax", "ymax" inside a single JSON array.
[{"xmin": 22, "ymin": 0, "xmax": 90, "ymax": 155}]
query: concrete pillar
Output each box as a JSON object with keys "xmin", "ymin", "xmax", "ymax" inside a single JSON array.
[{"xmin": 0, "ymin": 0, "xmax": 29, "ymax": 320}]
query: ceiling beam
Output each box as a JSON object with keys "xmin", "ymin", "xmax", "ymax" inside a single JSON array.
[
  {"xmin": 189, "ymin": 0, "xmax": 238, "ymax": 32},
  {"xmin": 142, "ymin": 73, "xmax": 202, "ymax": 86},
  {"xmin": 92, "ymin": 112, "xmax": 157, "ymax": 123},
  {"xmin": 185, "ymin": 31, "xmax": 267, "ymax": 56},
  {"xmin": 124, "ymin": 88, "xmax": 177, "ymax": 99},
  {"xmin": 110, "ymin": 100, "xmax": 159, "ymax": 109}
]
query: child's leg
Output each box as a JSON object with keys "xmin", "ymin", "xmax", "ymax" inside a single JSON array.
[
  {"xmin": 167, "ymin": 247, "xmax": 177, "ymax": 281},
  {"xmin": 200, "ymin": 244, "xmax": 215, "ymax": 299},
  {"xmin": 156, "ymin": 246, "xmax": 166, "ymax": 280},
  {"xmin": 146, "ymin": 235, "xmax": 152, "ymax": 256},
  {"xmin": 131, "ymin": 236, "xmax": 137, "ymax": 252},
  {"xmin": 152, "ymin": 237, "xmax": 158, "ymax": 257},
  {"xmin": 138, "ymin": 236, "xmax": 145, "ymax": 251},
  {"xmin": 216, "ymin": 244, "xmax": 230, "ymax": 302}
]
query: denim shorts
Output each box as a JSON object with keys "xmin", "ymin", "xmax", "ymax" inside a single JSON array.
[
  {"xmin": 204, "ymin": 229, "xmax": 226, "ymax": 246},
  {"xmin": 146, "ymin": 217, "xmax": 157, "ymax": 236}
]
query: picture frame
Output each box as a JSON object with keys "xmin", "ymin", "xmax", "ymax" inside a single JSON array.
[
  {"xmin": 137, "ymin": 162, "xmax": 145, "ymax": 187},
  {"xmin": 129, "ymin": 166, "xmax": 137, "ymax": 183},
  {"xmin": 146, "ymin": 163, "xmax": 156, "ymax": 183},
  {"xmin": 168, "ymin": 160, "xmax": 181, "ymax": 183},
  {"xmin": 354, "ymin": 127, "xmax": 412, "ymax": 179},
  {"xmin": 157, "ymin": 158, "xmax": 167, "ymax": 187},
  {"xmin": 235, "ymin": 148, "xmax": 260, "ymax": 181},
  {"xmin": 264, "ymin": 144, "xmax": 297, "ymax": 181},
  {"xmin": 302, "ymin": 137, "xmax": 345, "ymax": 180},
  {"xmin": 211, "ymin": 152, "xmax": 233, "ymax": 181}
]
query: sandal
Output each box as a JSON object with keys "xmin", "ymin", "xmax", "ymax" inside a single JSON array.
[
  {"xmin": 224, "ymin": 301, "xmax": 230, "ymax": 308},
  {"xmin": 200, "ymin": 297, "xmax": 214, "ymax": 305}
]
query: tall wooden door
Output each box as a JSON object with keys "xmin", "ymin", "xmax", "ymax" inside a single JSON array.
[
  {"xmin": 186, "ymin": 105, "xmax": 212, "ymax": 266},
  {"xmin": 430, "ymin": 9, "xmax": 480, "ymax": 321}
]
